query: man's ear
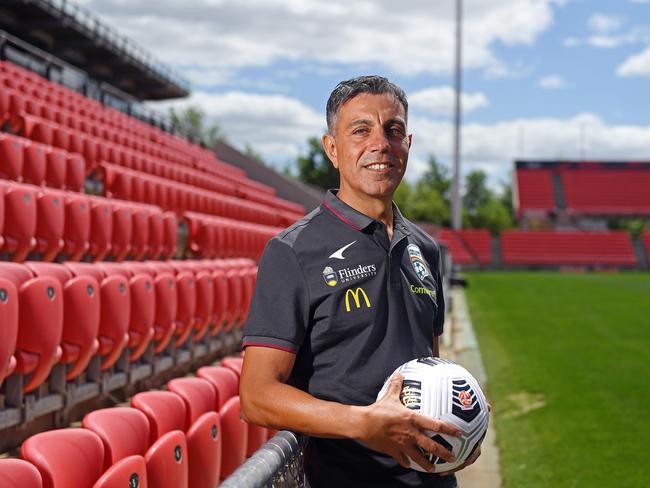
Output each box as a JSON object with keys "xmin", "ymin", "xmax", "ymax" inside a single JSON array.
[
  {"xmin": 407, "ymin": 133, "xmax": 413, "ymax": 148},
  {"xmin": 322, "ymin": 133, "xmax": 338, "ymax": 169}
]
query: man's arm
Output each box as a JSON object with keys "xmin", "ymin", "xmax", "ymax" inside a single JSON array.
[{"xmin": 240, "ymin": 346, "xmax": 462, "ymax": 472}]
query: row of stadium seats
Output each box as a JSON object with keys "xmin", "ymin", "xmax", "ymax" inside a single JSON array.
[
  {"xmin": 0, "ymin": 359, "xmax": 267, "ymax": 487},
  {"xmin": 0, "ymin": 61, "xmax": 305, "ymax": 218},
  {"xmin": 516, "ymin": 164, "xmax": 650, "ymax": 216},
  {"xmin": 0, "ymin": 180, "xmax": 177, "ymax": 262},
  {"xmin": 436, "ymin": 229, "xmax": 492, "ymax": 266},
  {"xmin": 0, "ymin": 259, "xmax": 256, "ymax": 427},
  {"xmin": 0, "ymin": 132, "xmax": 85, "ymax": 191},
  {"xmin": 500, "ymin": 230, "xmax": 637, "ymax": 266},
  {"xmin": 433, "ymin": 228, "xmax": 641, "ymax": 267},
  {"xmin": 100, "ymin": 162, "xmax": 300, "ymax": 227},
  {"xmin": 185, "ymin": 211, "xmax": 281, "ymax": 260}
]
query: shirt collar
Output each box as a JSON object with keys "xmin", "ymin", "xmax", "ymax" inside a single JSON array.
[{"xmin": 322, "ymin": 189, "xmax": 411, "ymax": 236}]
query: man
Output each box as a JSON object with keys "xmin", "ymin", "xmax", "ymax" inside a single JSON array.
[{"xmin": 240, "ymin": 75, "xmax": 477, "ymax": 487}]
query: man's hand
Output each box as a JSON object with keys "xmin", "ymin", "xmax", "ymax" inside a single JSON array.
[
  {"xmin": 441, "ymin": 402, "xmax": 490, "ymax": 476},
  {"xmin": 356, "ymin": 373, "xmax": 463, "ymax": 472}
]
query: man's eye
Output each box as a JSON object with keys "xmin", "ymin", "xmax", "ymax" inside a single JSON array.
[
  {"xmin": 353, "ymin": 128, "xmax": 369, "ymax": 135},
  {"xmin": 388, "ymin": 127, "xmax": 405, "ymax": 136}
]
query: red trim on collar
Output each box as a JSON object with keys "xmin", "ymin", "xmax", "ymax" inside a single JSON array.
[{"xmin": 322, "ymin": 200, "xmax": 362, "ymax": 231}]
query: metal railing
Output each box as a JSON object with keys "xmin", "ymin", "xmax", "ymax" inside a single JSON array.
[{"xmin": 221, "ymin": 431, "xmax": 309, "ymax": 488}]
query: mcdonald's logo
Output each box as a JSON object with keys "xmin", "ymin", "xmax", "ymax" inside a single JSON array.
[{"xmin": 345, "ymin": 287, "xmax": 371, "ymax": 312}]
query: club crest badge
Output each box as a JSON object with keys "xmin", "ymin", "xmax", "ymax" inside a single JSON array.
[
  {"xmin": 407, "ymin": 244, "xmax": 430, "ymax": 281},
  {"xmin": 322, "ymin": 266, "xmax": 338, "ymax": 287}
]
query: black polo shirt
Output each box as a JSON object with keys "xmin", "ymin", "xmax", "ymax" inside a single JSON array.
[{"xmin": 243, "ymin": 190, "xmax": 455, "ymax": 488}]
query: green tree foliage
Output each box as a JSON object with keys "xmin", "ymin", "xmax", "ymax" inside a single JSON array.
[
  {"xmin": 296, "ymin": 136, "xmax": 339, "ymax": 190},
  {"xmin": 462, "ymin": 169, "xmax": 514, "ymax": 234},
  {"xmin": 169, "ymin": 106, "xmax": 225, "ymax": 148},
  {"xmin": 243, "ymin": 143, "xmax": 264, "ymax": 163}
]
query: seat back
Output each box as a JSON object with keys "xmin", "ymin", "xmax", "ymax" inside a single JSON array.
[
  {"xmin": 221, "ymin": 356, "xmax": 243, "ymax": 378},
  {"xmin": 34, "ymin": 188, "xmax": 65, "ymax": 262},
  {"xmin": 186, "ymin": 412, "xmax": 221, "ymax": 488},
  {"xmin": 21, "ymin": 428, "xmax": 104, "ymax": 488},
  {"xmin": 196, "ymin": 366, "xmax": 239, "ymax": 409},
  {"xmin": 83, "ymin": 407, "xmax": 150, "ymax": 470},
  {"xmin": 0, "ymin": 458, "xmax": 43, "ymax": 488},
  {"xmin": 0, "ymin": 277, "xmax": 18, "ymax": 387},
  {"xmin": 219, "ymin": 396, "xmax": 247, "ymax": 479},
  {"xmin": 131, "ymin": 391, "xmax": 186, "ymax": 446},
  {"xmin": 62, "ymin": 194, "xmax": 90, "ymax": 261},
  {"xmin": 1, "ymin": 181, "xmax": 37, "ymax": 261},
  {"xmin": 26, "ymin": 262, "xmax": 100, "ymax": 381},
  {"xmin": 144, "ymin": 430, "xmax": 188, "ymax": 488},
  {"xmin": 167, "ymin": 377, "xmax": 217, "ymax": 430},
  {"xmin": 0, "ymin": 262, "xmax": 64, "ymax": 393},
  {"xmin": 92, "ymin": 455, "xmax": 147, "ymax": 488}
]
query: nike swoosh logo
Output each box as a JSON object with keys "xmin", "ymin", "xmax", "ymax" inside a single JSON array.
[{"xmin": 329, "ymin": 240, "xmax": 356, "ymax": 260}]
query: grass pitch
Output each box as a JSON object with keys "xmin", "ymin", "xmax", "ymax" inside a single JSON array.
[{"xmin": 464, "ymin": 272, "xmax": 650, "ymax": 487}]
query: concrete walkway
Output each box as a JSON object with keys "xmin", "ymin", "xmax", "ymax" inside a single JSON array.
[{"xmin": 440, "ymin": 287, "xmax": 501, "ymax": 488}]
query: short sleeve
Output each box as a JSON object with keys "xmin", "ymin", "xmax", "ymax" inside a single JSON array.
[{"xmin": 242, "ymin": 237, "xmax": 310, "ymax": 353}]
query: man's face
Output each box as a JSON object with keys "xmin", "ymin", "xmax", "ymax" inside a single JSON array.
[{"xmin": 322, "ymin": 93, "xmax": 411, "ymax": 201}]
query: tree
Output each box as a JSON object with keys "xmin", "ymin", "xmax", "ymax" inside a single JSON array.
[
  {"xmin": 243, "ymin": 143, "xmax": 264, "ymax": 163},
  {"xmin": 296, "ymin": 136, "xmax": 339, "ymax": 190},
  {"xmin": 421, "ymin": 155, "xmax": 451, "ymax": 199},
  {"xmin": 169, "ymin": 106, "xmax": 225, "ymax": 148}
]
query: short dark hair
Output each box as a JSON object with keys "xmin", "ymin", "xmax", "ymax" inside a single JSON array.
[{"xmin": 326, "ymin": 75, "xmax": 408, "ymax": 134}]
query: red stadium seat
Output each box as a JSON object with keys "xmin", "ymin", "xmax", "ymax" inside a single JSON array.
[
  {"xmin": 162, "ymin": 212, "xmax": 178, "ymax": 259},
  {"xmin": 45, "ymin": 148, "xmax": 67, "ymax": 189},
  {"xmin": 224, "ymin": 269, "xmax": 243, "ymax": 332},
  {"xmin": 0, "ymin": 458, "xmax": 43, "ymax": 488},
  {"xmin": 131, "ymin": 391, "xmax": 186, "ymax": 445},
  {"xmin": 129, "ymin": 206, "xmax": 150, "ymax": 260},
  {"xmin": 62, "ymin": 194, "xmax": 91, "ymax": 261},
  {"xmin": 144, "ymin": 430, "xmax": 188, "ymax": 488},
  {"xmin": 92, "ymin": 455, "xmax": 147, "ymax": 488},
  {"xmin": 82, "ymin": 407, "xmax": 150, "ymax": 470},
  {"xmin": 98, "ymin": 263, "xmax": 155, "ymax": 361},
  {"xmin": 0, "ymin": 132, "xmax": 25, "ymax": 181},
  {"xmin": 33, "ymin": 188, "xmax": 65, "ymax": 262},
  {"xmin": 129, "ymin": 262, "xmax": 176, "ymax": 353},
  {"xmin": 167, "ymin": 377, "xmax": 217, "ymax": 430},
  {"xmin": 109, "ymin": 203, "xmax": 133, "ymax": 261},
  {"xmin": 166, "ymin": 377, "xmax": 221, "ymax": 488},
  {"xmin": 21, "ymin": 428, "xmax": 104, "ymax": 488},
  {"xmin": 196, "ymin": 366, "xmax": 239, "ymax": 409},
  {"xmin": 209, "ymin": 266, "xmax": 229, "ymax": 335},
  {"xmin": 221, "ymin": 356, "xmax": 243, "ymax": 378},
  {"xmin": 21, "ymin": 114, "xmax": 53, "ymax": 146},
  {"xmin": 25, "ymin": 262, "xmax": 100, "ymax": 381},
  {"xmin": 86, "ymin": 197, "xmax": 113, "ymax": 261},
  {"xmin": 0, "ymin": 262, "xmax": 63, "ymax": 393},
  {"xmin": 66, "ymin": 153, "xmax": 86, "ymax": 193},
  {"xmin": 0, "ymin": 181, "xmax": 37, "ymax": 261},
  {"xmin": 0, "ymin": 277, "xmax": 18, "ymax": 388},
  {"xmin": 169, "ymin": 262, "xmax": 214, "ymax": 342},
  {"xmin": 219, "ymin": 396, "xmax": 248, "ymax": 479},
  {"xmin": 64, "ymin": 262, "xmax": 130, "ymax": 371},
  {"xmin": 23, "ymin": 142, "xmax": 47, "ymax": 186}
]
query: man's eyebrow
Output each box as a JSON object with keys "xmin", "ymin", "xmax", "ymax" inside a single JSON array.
[
  {"xmin": 384, "ymin": 117, "xmax": 406, "ymax": 128},
  {"xmin": 348, "ymin": 118, "xmax": 373, "ymax": 127}
]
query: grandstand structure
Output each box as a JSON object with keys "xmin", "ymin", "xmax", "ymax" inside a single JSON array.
[
  {"xmin": 432, "ymin": 161, "xmax": 650, "ymax": 270},
  {"xmin": 0, "ymin": 1, "xmax": 309, "ymax": 486}
]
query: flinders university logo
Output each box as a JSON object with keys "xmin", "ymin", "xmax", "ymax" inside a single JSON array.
[
  {"xmin": 345, "ymin": 287, "xmax": 372, "ymax": 312},
  {"xmin": 407, "ymin": 244, "xmax": 430, "ymax": 281},
  {"xmin": 323, "ymin": 266, "xmax": 338, "ymax": 287}
]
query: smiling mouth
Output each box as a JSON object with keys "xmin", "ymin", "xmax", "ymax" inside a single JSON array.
[{"xmin": 364, "ymin": 162, "xmax": 393, "ymax": 170}]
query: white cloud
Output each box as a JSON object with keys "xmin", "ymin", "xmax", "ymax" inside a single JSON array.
[
  {"xmin": 409, "ymin": 87, "xmax": 489, "ymax": 116},
  {"xmin": 538, "ymin": 74, "xmax": 568, "ymax": 89},
  {"xmin": 588, "ymin": 13, "xmax": 623, "ymax": 34},
  {"xmin": 617, "ymin": 46, "xmax": 650, "ymax": 77},
  {"xmin": 148, "ymin": 90, "xmax": 324, "ymax": 161},
  {"xmin": 406, "ymin": 113, "xmax": 650, "ymax": 182},
  {"xmin": 76, "ymin": 0, "xmax": 564, "ymax": 79}
]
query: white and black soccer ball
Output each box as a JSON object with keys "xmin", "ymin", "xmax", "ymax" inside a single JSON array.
[{"xmin": 376, "ymin": 357, "xmax": 489, "ymax": 473}]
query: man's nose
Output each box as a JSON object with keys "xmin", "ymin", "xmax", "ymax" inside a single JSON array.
[{"xmin": 367, "ymin": 128, "xmax": 391, "ymax": 151}]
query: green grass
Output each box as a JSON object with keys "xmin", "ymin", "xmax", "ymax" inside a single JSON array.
[{"xmin": 464, "ymin": 272, "xmax": 650, "ymax": 487}]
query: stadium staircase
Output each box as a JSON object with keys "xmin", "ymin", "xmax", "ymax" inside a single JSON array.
[{"xmin": 0, "ymin": 59, "xmax": 304, "ymax": 487}]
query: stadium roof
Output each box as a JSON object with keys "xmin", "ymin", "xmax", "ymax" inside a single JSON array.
[{"xmin": 0, "ymin": 0, "xmax": 189, "ymax": 100}]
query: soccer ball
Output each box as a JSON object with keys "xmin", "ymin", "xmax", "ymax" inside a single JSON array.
[{"xmin": 376, "ymin": 357, "xmax": 489, "ymax": 473}]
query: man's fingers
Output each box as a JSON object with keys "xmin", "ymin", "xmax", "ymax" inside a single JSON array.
[
  {"xmin": 415, "ymin": 432, "xmax": 456, "ymax": 463},
  {"xmin": 404, "ymin": 445, "xmax": 435, "ymax": 473},
  {"xmin": 414, "ymin": 414, "xmax": 463, "ymax": 437},
  {"xmin": 384, "ymin": 372, "xmax": 403, "ymax": 400}
]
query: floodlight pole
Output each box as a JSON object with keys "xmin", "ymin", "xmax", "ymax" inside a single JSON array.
[{"xmin": 451, "ymin": 0, "xmax": 463, "ymax": 230}]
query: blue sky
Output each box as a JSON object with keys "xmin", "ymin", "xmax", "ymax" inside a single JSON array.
[{"xmin": 78, "ymin": 0, "xmax": 650, "ymax": 187}]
